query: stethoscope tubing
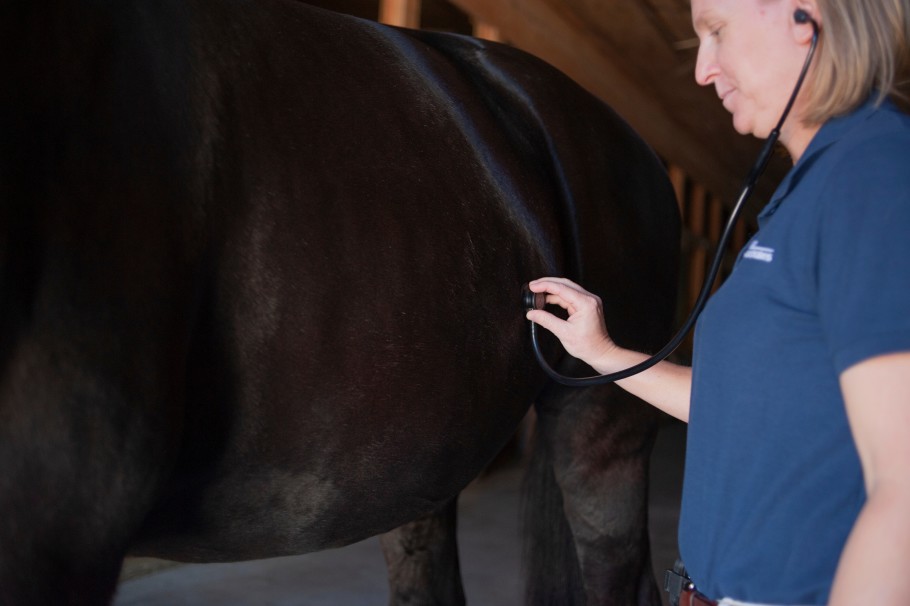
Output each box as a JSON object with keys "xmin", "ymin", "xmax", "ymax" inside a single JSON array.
[{"xmin": 526, "ymin": 19, "xmax": 819, "ymax": 387}]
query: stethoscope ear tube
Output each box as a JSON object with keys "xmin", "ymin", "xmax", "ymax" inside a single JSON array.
[
  {"xmin": 525, "ymin": 20, "xmax": 819, "ymax": 387},
  {"xmin": 522, "ymin": 137, "xmax": 770, "ymax": 386}
]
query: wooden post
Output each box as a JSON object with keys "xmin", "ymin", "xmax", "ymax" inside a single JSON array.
[
  {"xmin": 379, "ymin": 0, "xmax": 421, "ymax": 28},
  {"xmin": 473, "ymin": 21, "xmax": 502, "ymax": 42}
]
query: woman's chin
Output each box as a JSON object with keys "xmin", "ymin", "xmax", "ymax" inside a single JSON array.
[
  {"xmin": 731, "ymin": 114, "xmax": 753, "ymax": 136},
  {"xmin": 731, "ymin": 114, "xmax": 770, "ymax": 139}
]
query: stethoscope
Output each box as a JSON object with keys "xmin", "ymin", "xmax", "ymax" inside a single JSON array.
[{"xmin": 523, "ymin": 10, "xmax": 820, "ymax": 387}]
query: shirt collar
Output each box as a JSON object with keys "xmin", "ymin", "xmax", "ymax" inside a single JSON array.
[{"xmin": 757, "ymin": 94, "xmax": 886, "ymax": 223}]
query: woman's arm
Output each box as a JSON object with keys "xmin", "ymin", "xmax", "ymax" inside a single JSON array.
[
  {"xmin": 830, "ymin": 351, "xmax": 910, "ymax": 605},
  {"xmin": 526, "ymin": 277, "xmax": 693, "ymax": 422}
]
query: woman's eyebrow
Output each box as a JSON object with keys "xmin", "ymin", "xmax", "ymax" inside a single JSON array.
[{"xmin": 691, "ymin": 11, "xmax": 716, "ymax": 33}]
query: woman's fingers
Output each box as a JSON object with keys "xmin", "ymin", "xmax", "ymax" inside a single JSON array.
[
  {"xmin": 525, "ymin": 308, "xmax": 568, "ymax": 338},
  {"xmin": 528, "ymin": 277, "xmax": 598, "ymax": 315},
  {"xmin": 529, "ymin": 278, "xmax": 602, "ymax": 315}
]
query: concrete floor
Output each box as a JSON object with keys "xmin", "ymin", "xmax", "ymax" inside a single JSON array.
[{"xmin": 115, "ymin": 420, "xmax": 686, "ymax": 606}]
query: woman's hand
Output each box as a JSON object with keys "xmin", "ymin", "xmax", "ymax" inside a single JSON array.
[
  {"xmin": 525, "ymin": 277, "xmax": 620, "ymax": 370},
  {"xmin": 526, "ymin": 276, "xmax": 694, "ymax": 422}
]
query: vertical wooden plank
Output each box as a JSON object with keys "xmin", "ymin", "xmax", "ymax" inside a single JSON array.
[
  {"xmin": 473, "ymin": 21, "xmax": 502, "ymax": 42},
  {"xmin": 707, "ymin": 195, "xmax": 723, "ymax": 243},
  {"xmin": 687, "ymin": 183, "xmax": 707, "ymax": 311},
  {"xmin": 707, "ymin": 194, "xmax": 723, "ymax": 293},
  {"xmin": 732, "ymin": 218, "xmax": 747, "ymax": 253},
  {"xmin": 379, "ymin": 0, "xmax": 421, "ymax": 28},
  {"xmin": 668, "ymin": 163, "xmax": 687, "ymax": 216},
  {"xmin": 678, "ymin": 183, "xmax": 705, "ymax": 354}
]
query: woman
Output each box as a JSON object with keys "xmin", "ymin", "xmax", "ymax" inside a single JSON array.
[{"xmin": 526, "ymin": 0, "xmax": 910, "ymax": 604}]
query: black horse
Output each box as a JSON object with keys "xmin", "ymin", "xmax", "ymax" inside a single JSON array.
[{"xmin": 0, "ymin": 0, "xmax": 679, "ymax": 603}]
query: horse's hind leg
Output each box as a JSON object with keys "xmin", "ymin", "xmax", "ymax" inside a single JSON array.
[
  {"xmin": 0, "ymin": 405, "xmax": 140, "ymax": 605},
  {"xmin": 525, "ymin": 384, "xmax": 662, "ymax": 605},
  {"xmin": 0, "ymin": 353, "xmax": 177, "ymax": 604},
  {"xmin": 380, "ymin": 497, "xmax": 466, "ymax": 606}
]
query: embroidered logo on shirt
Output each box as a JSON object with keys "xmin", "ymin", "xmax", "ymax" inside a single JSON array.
[{"xmin": 743, "ymin": 240, "xmax": 775, "ymax": 263}]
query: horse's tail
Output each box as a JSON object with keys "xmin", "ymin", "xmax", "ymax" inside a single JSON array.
[{"xmin": 521, "ymin": 404, "xmax": 585, "ymax": 605}]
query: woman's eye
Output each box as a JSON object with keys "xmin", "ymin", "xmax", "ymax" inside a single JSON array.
[{"xmin": 702, "ymin": 21, "xmax": 723, "ymax": 39}]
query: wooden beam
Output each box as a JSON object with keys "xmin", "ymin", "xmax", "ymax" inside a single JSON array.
[{"xmin": 447, "ymin": 0, "xmax": 787, "ymax": 211}]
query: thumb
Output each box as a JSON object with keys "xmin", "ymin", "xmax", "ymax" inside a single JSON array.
[{"xmin": 525, "ymin": 309, "xmax": 568, "ymax": 340}]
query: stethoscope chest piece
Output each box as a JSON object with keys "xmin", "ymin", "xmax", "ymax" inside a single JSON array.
[{"xmin": 522, "ymin": 284, "xmax": 546, "ymax": 311}]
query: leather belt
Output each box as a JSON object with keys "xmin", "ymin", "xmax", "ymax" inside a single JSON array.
[
  {"xmin": 665, "ymin": 560, "xmax": 718, "ymax": 606},
  {"xmin": 680, "ymin": 588, "xmax": 718, "ymax": 606}
]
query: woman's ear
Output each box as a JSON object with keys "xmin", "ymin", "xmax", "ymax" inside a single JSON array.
[{"xmin": 792, "ymin": 1, "xmax": 820, "ymax": 44}]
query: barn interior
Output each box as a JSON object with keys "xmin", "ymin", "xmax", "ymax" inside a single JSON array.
[{"xmin": 117, "ymin": 0, "xmax": 791, "ymax": 603}]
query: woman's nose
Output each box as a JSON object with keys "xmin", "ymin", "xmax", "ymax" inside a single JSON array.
[{"xmin": 694, "ymin": 41, "xmax": 719, "ymax": 87}]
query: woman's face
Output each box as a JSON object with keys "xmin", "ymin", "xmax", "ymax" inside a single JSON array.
[{"xmin": 691, "ymin": 0, "xmax": 812, "ymax": 144}]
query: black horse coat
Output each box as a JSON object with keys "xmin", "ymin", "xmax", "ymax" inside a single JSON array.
[{"xmin": 0, "ymin": 0, "xmax": 679, "ymax": 603}]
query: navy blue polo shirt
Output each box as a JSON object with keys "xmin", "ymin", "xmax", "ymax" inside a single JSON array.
[{"xmin": 679, "ymin": 97, "xmax": 910, "ymax": 604}]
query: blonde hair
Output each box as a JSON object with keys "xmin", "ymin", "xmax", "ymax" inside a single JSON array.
[{"xmin": 804, "ymin": 0, "xmax": 910, "ymax": 122}]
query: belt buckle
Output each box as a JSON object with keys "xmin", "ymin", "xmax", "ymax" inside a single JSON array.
[{"xmin": 664, "ymin": 567, "xmax": 695, "ymax": 606}]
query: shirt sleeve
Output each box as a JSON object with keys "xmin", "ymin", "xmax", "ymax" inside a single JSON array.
[{"xmin": 817, "ymin": 133, "xmax": 910, "ymax": 374}]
